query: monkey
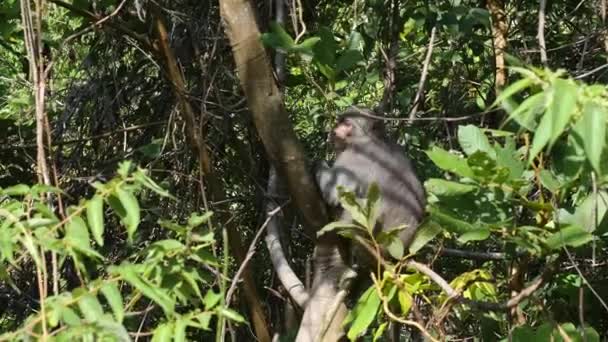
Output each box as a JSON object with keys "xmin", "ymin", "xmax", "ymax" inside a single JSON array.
[{"xmin": 315, "ymin": 106, "xmax": 426, "ymax": 262}]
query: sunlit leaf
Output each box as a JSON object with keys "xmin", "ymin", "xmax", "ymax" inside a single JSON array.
[
  {"xmin": 116, "ymin": 188, "xmax": 140, "ymax": 241},
  {"xmin": 260, "ymin": 22, "xmax": 295, "ymax": 51},
  {"xmin": 86, "ymin": 195, "xmax": 105, "ymax": 246},
  {"xmin": 218, "ymin": 308, "xmax": 246, "ymax": 324},
  {"xmin": 100, "ymin": 283, "xmax": 124, "ymax": 323},
  {"xmin": 529, "ymin": 79, "xmax": 578, "ymax": 162},
  {"xmin": 545, "ymin": 225, "xmax": 593, "ymax": 249},
  {"xmin": 111, "ymin": 264, "xmax": 174, "ymax": 314},
  {"xmin": 152, "ymin": 323, "xmax": 174, "ymax": 342},
  {"xmin": 505, "ymin": 92, "xmax": 546, "ymax": 130},
  {"xmin": 425, "ymin": 179, "xmax": 477, "ymax": 196},
  {"xmin": 573, "ymin": 102, "xmax": 606, "ymax": 174},
  {"xmin": 493, "ymin": 77, "xmax": 533, "ymax": 108},
  {"xmin": 187, "ymin": 212, "xmax": 213, "ymax": 228},
  {"xmin": 77, "ymin": 292, "xmax": 104, "ymax": 323},
  {"xmin": 458, "ymin": 228, "xmax": 491, "ymax": 243},
  {"xmin": 409, "ymin": 220, "xmax": 441, "ymax": 254},
  {"xmin": 458, "ymin": 125, "xmax": 494, "ymax": 157},
  {"xmin": 346, "ymin": 285, "xmax": 381, "ymax": 340},
  {"xmin": 203, "ymin": 290, "xmax": 222, "ymax": 310},
  {"xmin": 317, "ymin": 221, "xmax": 362, "ymax": 237},
  {"xmin": 2, "ymin": 184, "xmax": 30, "ymax": 196},
  {"xmin": 426, "ymin": 147, "xmax": 474, "ymax": 178}
]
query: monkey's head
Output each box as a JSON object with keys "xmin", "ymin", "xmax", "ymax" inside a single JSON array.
[{"xmin": 330, "ymin": 107, "xmax": 386, "ymax": 152}]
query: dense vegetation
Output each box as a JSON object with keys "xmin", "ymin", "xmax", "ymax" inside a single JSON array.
[{"xmin": 0, "ymin": 0, "xmax": 607, "ymax": 340}]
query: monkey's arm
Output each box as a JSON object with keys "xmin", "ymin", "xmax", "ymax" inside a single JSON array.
[{"xmin": 315, "ymin": 161, "xmax": 361, "ymax": 206}]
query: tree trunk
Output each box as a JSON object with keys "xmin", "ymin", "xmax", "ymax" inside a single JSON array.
[{"xmin": 219, "ymin": 0, "xmax": 349, "ymax": 340}]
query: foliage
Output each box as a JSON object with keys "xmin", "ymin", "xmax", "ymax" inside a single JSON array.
[{"xmin": 0, "ymin": 162, "xmax": 243, "ymax": 340}]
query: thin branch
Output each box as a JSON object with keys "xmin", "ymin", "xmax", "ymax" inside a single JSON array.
[
  {"xmin": 406, "ymin": 260, "xmax": 557, "ymax": 311},
  {"xmin": 225, "ymin": 205, "xmax": 283, "ymax": 304},
  {"xmin": 537, "ymin": 0, "xmax": 548, "ymax": 65},
  {"xmin": 436, "ymin": 247, "xmax": 509, "ymax": 261},
  {"xmin": 574, "ymin": 63, "xmax": 608, "ymax": 79},
  {"xmin": 0, "ymin": 121, "xmax": 167, "ymax": 151},
  {"xmin": 408, "ymin": 26, "xmax": 437, "ymax": 120}
]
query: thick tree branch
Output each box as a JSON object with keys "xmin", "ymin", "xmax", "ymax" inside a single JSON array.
[
  {"xmin": 219, "ymin": 0, "xmax": 329, "ymax": 234},
  {"xmin": 266, "ymin": 167, "xmax": 309, "ymax": 307}
]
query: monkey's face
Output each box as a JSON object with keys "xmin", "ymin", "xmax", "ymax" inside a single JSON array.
[{"xmin": 329, "ymin": 117, "xmax": 354, "ymax": 152}]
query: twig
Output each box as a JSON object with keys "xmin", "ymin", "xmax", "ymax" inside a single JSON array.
[
  {"xmin": 372, "ymin": 273, "xmax": 440, "ymax": 342},
  {"xmin": 408, "ymin": 26, "xmax": 437, "ymax": 120},
  {"xmin": 435, "ymin": 247, "xmax": 509, "ymax": 261},
  {"xmin": 225, "ymin": 206, "xmax": 283, "ymax": 304},
  {"xmin": 0, "ymin": 121, "xmax": 167, "ymax": 151},
  {"xmin": 574, "ymin": 63, "xmax": 608, "ymax": 79},
  {"xmin": 537, "ymin": 0, "xmax": 548, "ymax": 65}
]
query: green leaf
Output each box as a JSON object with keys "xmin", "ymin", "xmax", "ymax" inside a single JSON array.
[
  {"xmin": 386, "ymin": 235, "xmax": 404, "ymax": 259},
  {"xmin": 425, "ymin": 147, "xmax": 474, "ymax": 178},
  {"xmin": 409, "ymin": 221, "xmax": 442, "ymax": 254},
  {"xmin": 338, "ymin": 190, "xmax": 368, "ymax": 228},
  {"xmin": 86, "ymin": 195, "xmax": 105, "ymax": 246},
  {"xmin": 539, "ymin": 170, "xmax": 560, "ymax": 194},
  {"xmin": 2, "ymin": 184, "xmax": 30, "ymax": 196},
  {"xmin": 457, "ymin": 125, "xmax": 494, "ymax": 157},
  {"xmin": 545, "ymin": 226, "xmax": 594, "ymax": 250},
  {"xmin": 115, "ymin": 188, "xmax": 140, "ymax": 241},
  {"xmin": 77, "ymin": 292, "xmax": 104, "ymax": 323},
  {"xmin": 174, "ymin": 317, "xmax": 187, "ymax": 342},
  {"xmin": 260, "ymin": 22, "xmax": 295, "ymax": 51},
  {"xmin": 60, "ymin": 307, "xmax": 81, "ymax": 326},
  {"xmin": 425, "ymin": 179, "xmax": 477, "ymax": 196},
  {"xmin": 336, "ymin": 50, "xmax": 363, "ymax": 71},
  {"xmin": 187, "ymin": 212, "xmax": 213, "ymax": 228},
  {"xmin": 203, "ymin": 290, "xmax": 222, "ymax": 310},
  {"xmin": 506, "ymin": 92, "xmax": 546, "ymax": 130},
  {"xmin": 458, "ymin": 228, "xmax": 491, "ymax": 243},
  {"xmin": 65, "ymin": 216, "xmax": 91, "ymax": 251},
  {"xmin": 218, "ymin": 308, "xmax": 246, "ymax": 324},
  {"xmin": 112, "ymin": 263, "xmax": 174, "ymax": 314},
  {"xmin": 346, "ymin": 285, "xmax": 381, "ymax": 340},
  {"xmin": 397, "ymin": 290, "xmax": 413, "ymax": 316},
  {"xmin": 373, "ymin": 322, "xmax": 388, "ymax": 342},
  {"xmin": 313, "ymin": 26, "xmax": 337, "ymax": 66},
  {"xmin": 317, "ymin": 221, "xmax": 362, "ymax": 237},
  {"xmin": 529, "ymin": 79, "xmax": 578, "ymax": 162},
  {"xmin": 573, "ymin": 102, "xmax": 606, "ymax": 174},
  {"xmin": 100, "ymin": 283, "xmax": 124, "ymax": 323},
  {"xmin": 192, "ymin": 312, "xmax": 213, "ymax": 330},
  {"xmin": 117, "ymin": 161, "xmax": 133, "ymax": 178},
  {"xmin": 152, "ymin": 323, "xmax": 174, "ymax": 342},
  {"xmin": 291, "ymin": 37, "xmax": 321, "ymax": 55},
  {"xmin": 133, "ymin": 170, "xmax": 175, "ymax": 199},
  {"xmin": 511, "ymin": 325, "xmax": 536, "ymax": 342},
  {"xmin": 428, "ymin": 206, "xmax": 476, "ymax": 234},
  {"xmin": 493, "ymin": 77, "xmax": 533, "ymax": 108}
]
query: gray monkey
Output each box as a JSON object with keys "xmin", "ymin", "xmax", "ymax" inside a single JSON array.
[{"xmin": 316, "ymin": 106, "xmax": 426, "ymax": 256}]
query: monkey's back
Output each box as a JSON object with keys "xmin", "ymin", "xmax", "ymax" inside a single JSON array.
[{"xmin": 337, "ymin": 139, "xmax": 426, "ymax": 246}]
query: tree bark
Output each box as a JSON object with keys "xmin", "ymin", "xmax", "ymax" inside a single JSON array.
[
  {"xmin": 219, "ymin": 0, "xmax": 349, "ymax": 340},
  {"xmin": 487, "ymin": 0, "xmax": 508, "ymax": 91},
  {"xmin": 486, "ymin": 0, "xmax": 508, "ymax": 127}
]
